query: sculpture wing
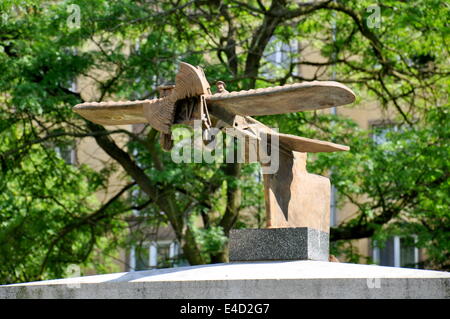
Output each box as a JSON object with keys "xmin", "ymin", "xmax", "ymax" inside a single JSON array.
[
  {"xmin": 276, "ymin": 133, "xmax": 349, "ymax": 153},
  {"xmin": 242, "ymin": 117, "xmax": 350, "ymax": 153},
  {"xmin": 72, "ymin": 62, "xmax": 210, "ymax": 128},
  {"xmin": 206, "ymin": 81, "xmax": 355, "ymax": 116},
  {"xmin": 73, "ymin": 80, "xmax": 355, "ymax": 130},
  {"xmin": 73, "ymin": 99, "xmax": 150, "ymax": 126}
]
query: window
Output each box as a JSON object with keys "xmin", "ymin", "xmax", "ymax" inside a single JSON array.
[
  {"xmin": 69, "ymin": 79, "xmax": 77, "ymax": 93},
  {"xmin": 371, "ymin": 122, "xmax": 399, "ymax": 145},
  {"xmin": 129, "ymin": 240, "xmax": 183, "ymax": 271},
  {"xmin": 262, "ymin": 37, "xmax": 299, "ymax": 79},
  {"xmin": 130, "ymin": 188, "xmax": 143, "ymax": 217},
  {"xmin": 330, "ymin": 185, "xmax": 337, "ymax": 226},
  {"xmin": 134, "ymin": 244, "xmax": 150, "ymax": 271},
  {"xmin": 372, "ymin": 236, "xmax": 419, "ymax": 268},
  {"xmin": 54, "ymin": 143, "xmax": 77, "ymax": 165},
  {"xmin": 62, "ymin": 47, "xmax": 78, "ymax": 93}
]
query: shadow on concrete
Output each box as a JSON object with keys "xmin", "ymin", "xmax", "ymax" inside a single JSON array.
[
  {"xmin": 103, "ymin": 261, "xmax": 290, "ymax": 283},
  {"xmin": 103, "ymin": 263, "xmax": 225, "ymax": 283}
]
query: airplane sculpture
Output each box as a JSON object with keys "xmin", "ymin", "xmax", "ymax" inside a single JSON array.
[
  {"xmin": 73, "ymin": 62, "xmax": 355, "ymax": 247},
  {"xmin": 74, "ymin": 62, "xmax": 353, "ymax": 152}
]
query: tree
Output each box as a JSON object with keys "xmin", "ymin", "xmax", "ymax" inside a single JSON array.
[{"xmin": 0, "ymin": 0, "xmax": 448, "ymax": 283}]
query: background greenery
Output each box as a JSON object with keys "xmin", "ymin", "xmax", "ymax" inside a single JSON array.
[{"xmin": 0, "ymin": 0, "xmax": 448, "ymax": 284}]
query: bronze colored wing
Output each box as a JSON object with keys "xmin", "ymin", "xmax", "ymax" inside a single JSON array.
[
  {"xmin": 73, "ymin": 99, "xmax": 149, "ymax": 126},
  {"xmin": 276, "ymin": 133, "xmax": 349, "ymax": 153},
  {"xmin": 207, "ymin": 81, "xmax": 355, "ymax": 116},
  {"xmin": 242, "ymin": 115, "xmax": 349, "ymax": 153},
  {"xmin": 73, "ymin": 62, "xmax": 211, "ymax": 130},
  {"xmin": 73, "ymin": 81, "xmax": 355, "ymax": 126}
]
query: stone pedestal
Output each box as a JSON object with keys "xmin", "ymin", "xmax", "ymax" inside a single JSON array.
[
  {"xmin": 229, "ymin": 227, "xmax": 329, "ymax": 262},
  {"xmin": 236, "ymin": 150, "xmax": 331, "ymax": 262},
  {"xmin": 1, "ymin": 261, "xmax": 449, "ymax": 299}
]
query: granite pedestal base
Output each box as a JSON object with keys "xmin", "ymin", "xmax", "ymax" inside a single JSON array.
[{"xmin": 229, "ymin": 227, "xmax": 329, "ymax": 262}]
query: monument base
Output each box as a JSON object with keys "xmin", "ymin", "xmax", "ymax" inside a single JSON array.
[
  {"xmin": 1, "ymin": 261, "xmax": 449, "ymax": 299},
  {"xmin": 229, "ymin": 227, "xmax": 329, "ymax": 262}
]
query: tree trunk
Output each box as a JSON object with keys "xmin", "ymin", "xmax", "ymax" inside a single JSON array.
[{"xmin": 182, "ymin": 226, "xmax": 205, "ymax": 265}]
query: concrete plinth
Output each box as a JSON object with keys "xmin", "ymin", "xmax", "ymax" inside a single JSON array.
[
  {"xmin": 1, "ymin": 261, "xmax": 449, "ymax": 299},
  {"xmin": 229, "ymin": 227, "xmax": 329, "ymax": 262}
]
